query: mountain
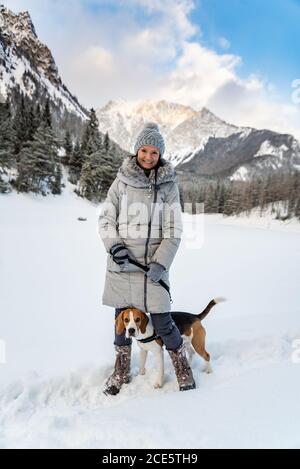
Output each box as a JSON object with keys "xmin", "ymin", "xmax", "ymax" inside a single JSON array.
[
  {"xmin": 96, "ymin": 98, "xmax": 300, "ymax": 180},
  {"xmin": 96, "ymin": 98, "xmax": 244, "ymax": 165},
  {"xmin": 177, "ymin": 129, "xmax": 300, "ymax": 181},
  {"xmin": 0, "ymin": 5, "xmax": 88, "ymax": 136}
]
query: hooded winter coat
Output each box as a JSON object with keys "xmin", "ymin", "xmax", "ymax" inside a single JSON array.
[{"xmin": 98, "ymin": 155, "xmax": 183, "ymax": 314}]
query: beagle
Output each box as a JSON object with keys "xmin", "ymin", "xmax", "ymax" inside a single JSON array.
[{"xmin": 115, "ymin": 297, "xmax": 225, "ymax": 389}]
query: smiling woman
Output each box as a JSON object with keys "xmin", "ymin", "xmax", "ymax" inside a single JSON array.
[
  {"xmin": 98, "ymin": 121, "xmax": 195, "ymax": 396},
  {"xmin": 137, "ymin": 145, "xmax": 160, "ymax": 170}
]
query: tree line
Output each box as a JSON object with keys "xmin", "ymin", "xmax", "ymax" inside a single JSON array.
[
  {"xmin": 0, "ymin": 93, "xmax": 122, "ymax": 201},
  {"xmin": 1, "ymin": 92, "xmax": 299, "ymax": 219},
  {"xmin": 179, "ymin": 171, "xmax": 300, "ymax": 220}
]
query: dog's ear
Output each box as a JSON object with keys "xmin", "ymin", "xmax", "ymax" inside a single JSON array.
[
  {"xmin": 140, "ymin": 312, "xmax": 149, "ymax": 334},
  {"xmin": 115, "ymin": 311, "xmax": 125, "ymax": 335}
]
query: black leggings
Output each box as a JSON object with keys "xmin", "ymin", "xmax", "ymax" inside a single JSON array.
[{"xmin": 114, "ymin": 307, "xmax": 182, "ymax": 351}]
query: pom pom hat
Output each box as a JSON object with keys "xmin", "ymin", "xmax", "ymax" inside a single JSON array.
[{"xmin": 133, "ymin": 122, "xmax": 165, "ymax": 158}]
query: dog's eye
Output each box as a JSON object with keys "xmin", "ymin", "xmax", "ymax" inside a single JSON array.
[
  {"xmin": 135, "ymin": 318, "xmax": 141, "ymax": 322},
  {"xmin": 124, "ymin": 318, "xmax": 129, "ymax": 323}
]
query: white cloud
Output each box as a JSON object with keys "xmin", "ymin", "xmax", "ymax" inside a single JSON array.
[
  {"xmin": 122, "ymin": 27, "xmax": 177, "ymax": 64},
  {"xmin": 124, "ymin": 0, "xmax": 198, "ymax": 40},
  {"xmin": 207, "ymin": 79, "xmax": 300, "ymax": 139},
  {"xmin": 155, "ymin": 42, "xmax": 242, "ymax": 105},
  {"xmin": 154, "ymin": 40, "xmax": 300, "ymax": 140},
  {"xmin": 75, "ymin": 46, "xmax": 114, "ymax": 72}
]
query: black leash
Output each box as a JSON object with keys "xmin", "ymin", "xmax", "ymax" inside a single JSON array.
[{"xmin": 110, "ymin": 246, "xmax": 173, "ymax": 303}]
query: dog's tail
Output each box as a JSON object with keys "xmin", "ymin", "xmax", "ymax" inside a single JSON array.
[{"xmin": 197, "ymin": 297, "xmax": 226, "ymax": 321}]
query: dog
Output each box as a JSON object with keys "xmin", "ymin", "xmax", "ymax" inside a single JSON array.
[{"xmin": 115, "ymin": 297, "xmax": 225, "ymax": 389}]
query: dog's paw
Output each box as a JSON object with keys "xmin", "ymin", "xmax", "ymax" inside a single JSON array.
[
  {"xmin": 139, "ymin": 368, "xmax": 146, "ymax": 375},
  {"xmin": 204, "ymin": 363, "xmax": 212, "ymax": 374},
  {"xmin": 154, "ymin": 382, "xmax": 162, "ymax": 389}
]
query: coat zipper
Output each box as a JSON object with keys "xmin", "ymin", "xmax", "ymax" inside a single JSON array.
[{"xmin": 144, "ymin": 172, "xmax": 158, "ymax": 313}]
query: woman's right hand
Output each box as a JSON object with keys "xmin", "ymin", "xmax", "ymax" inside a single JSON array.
[{"xmin": 110, "ymin": 243, "xmax": 129, "ymax": 266}]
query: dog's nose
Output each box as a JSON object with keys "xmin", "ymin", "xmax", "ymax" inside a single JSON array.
[{"xmin": 128, "ymin": 328, "xmax": 135, "ymax": 336}]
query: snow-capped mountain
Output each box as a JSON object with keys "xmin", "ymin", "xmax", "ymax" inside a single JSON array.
[
  {"xmin": 0, "ymin": 5, "xmax": 88, "ymax": 133},
  {"xmin": 96, "ymin": 98, "xmax": 300, "ymax": 180},
  {"xmin": 96, "ymin": 98, "xmax": 245, "ymax": 165},
  {"xmin": 178, "ymin": 129, "xmax": 300, "ymax": 181}
]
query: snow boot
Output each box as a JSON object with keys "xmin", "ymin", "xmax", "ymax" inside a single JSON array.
[
  {"xmin": 103, "ymin": 345, "xmax": 131, "ymax": 396},
  {"xmin": 168, "ymin": 343, "xmax": 196, "ymax": 391}
]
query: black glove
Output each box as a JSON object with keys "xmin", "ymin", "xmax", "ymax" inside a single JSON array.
[{"xmin": 110, "ymin": 243, "xmax": 129, "ymax": 265}]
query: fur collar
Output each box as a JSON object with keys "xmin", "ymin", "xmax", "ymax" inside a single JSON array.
[{"xmin": 117, "ymin": 155, "xmax": 176, "ymax": 188}]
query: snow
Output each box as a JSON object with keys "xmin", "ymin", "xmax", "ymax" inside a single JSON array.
[
  {"xmin": 253, "ymin": 140, "xmax": 288, "ymax": 160},
  {"xmin": 0, "ymin": 67, "xmax": 8, "ymax": 102},
  {"xmin": 0, "ymin": 177, "xmax": 300, "ymax": 449},
  {"xmin": 229, "ymin": 165, "xmax": 249, "ymax": 181},
  {"xmin": 172, "ymin": 136, "xmax": 210, "ymax": 166},
  {"xmin": 238, "ymin": 128, "xmax": 252, "ymax": 139}
]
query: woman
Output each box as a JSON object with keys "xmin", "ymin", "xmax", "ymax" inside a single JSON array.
[{"xmin": 98, "ymin": 122, "xmax": 195, "ymax": 395}]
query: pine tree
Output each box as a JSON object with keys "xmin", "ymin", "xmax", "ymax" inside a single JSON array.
[
  {"xmin": 13, "ymin": 95, "xmax": 38, "ymax": 155},
  {"xmin": 204, "ymin": 182, "xmax": 218, "ymax": 213},
  {"xmin": 223, "ymin": 185, "xmax": 239, "ymax": 215},
  {"xmin": 288, "ymin": 171, "xmax": 300, "ymax": 218},
  {"xmin": 42, "ymin": 97, "xmax": 52, "ymax": 128},
  {"xmin": 69, "ymin": 140, "xmax": 84, "ymax": 183},
  {"xmin": 62, "ymin": 129, "xmax": 73, "ymax": 165},
  {"xmin": 294, "ymin": 195, "xmax": 300, "ymax": 220},
  {"xmin": 0, "ymin": 97, "xmax": 16, "ymax": 176},
  {"xmin": 13, "ymin": 95, "xmax": 27, "ymax": 154},
  {"xmin": 34, "ymin": 103, "xmax": 42, "ymax": 132},
  {"xmin": 79, "ymin": 146, "xmax": 121, "ymax": 202},
  {"xmin": 81, "ymin": 108, "xmax": 102, "ymax": 156},
  {"xmin": 51, "ymin": 162, "xmax": 62, "ymax": 195},
  {"xmin": 15, "ymin": 123, "xmax": 61, "ymax": 195},
  {"xmin": 104, "ymin": 131, "xmax": 110, "ymax": 152},
  {"xmin": 215, "ymin": 179, "xmax": 226, "ymax": 213},
  {"xmin": 28, "ymin": 101, "xmax": 40, "ymax": 139}
]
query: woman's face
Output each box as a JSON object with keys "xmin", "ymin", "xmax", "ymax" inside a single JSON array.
[{"xmin": 137, "ymin": 145, "xmax": 160, "ymax": 169}]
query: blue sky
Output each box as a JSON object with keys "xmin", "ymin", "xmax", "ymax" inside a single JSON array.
[
  {"xmin": 3, "ymin": 0, "xmax": 300, "ymax": 137},
  {"xmin": 193, "ymin": 0, "xmax": 300, "ymax": 98}
]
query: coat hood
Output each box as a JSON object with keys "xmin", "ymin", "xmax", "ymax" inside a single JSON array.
[{"xmin": 117, "ymin": 155, "xmax": 176, "ymax": 188}]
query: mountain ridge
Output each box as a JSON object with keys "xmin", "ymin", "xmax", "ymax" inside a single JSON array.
[{"xmin": 96, "ymin": 98, "xmax": 300, "ymax": 180}]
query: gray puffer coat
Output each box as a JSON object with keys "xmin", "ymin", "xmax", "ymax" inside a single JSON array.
[{"xmin": 98, "ymin": 155, "xmax": 183, "ymax": 314}]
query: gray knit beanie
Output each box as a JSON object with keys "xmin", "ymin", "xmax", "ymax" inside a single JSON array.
[{"xmin": 133, "ymin": 122, "xmax": 165, "ymax": 157}]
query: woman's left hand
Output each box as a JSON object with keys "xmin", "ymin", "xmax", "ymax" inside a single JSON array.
[{"xmin": 146, "ymin": 262, "xmax": 165, "ymax": 282}]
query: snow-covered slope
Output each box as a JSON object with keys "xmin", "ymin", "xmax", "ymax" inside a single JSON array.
[
  {"xmin": 0, "ymin": 177, "xmax": 300, "ymax": 448},
  {"xmin": 0, "ymin": 5, "xmax": 87, "ymax": 120}
]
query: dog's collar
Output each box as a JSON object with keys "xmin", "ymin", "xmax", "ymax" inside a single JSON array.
[{"xmin": 137, "ymin": 333, "xmax": 160, "ymax": 344}]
